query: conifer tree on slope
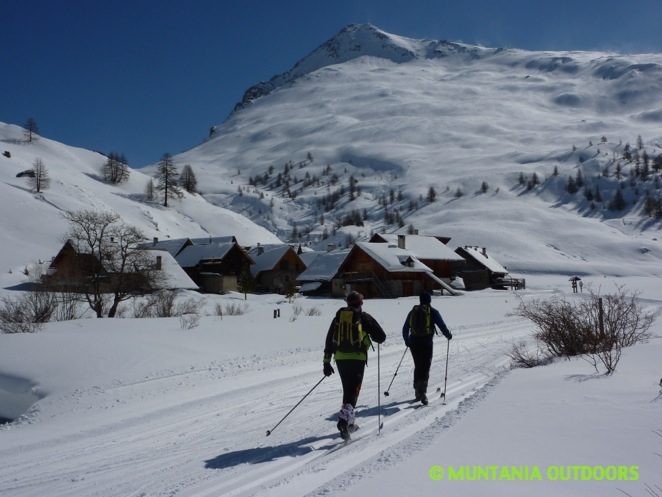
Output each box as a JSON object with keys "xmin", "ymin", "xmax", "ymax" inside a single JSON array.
[{"xmin": 156, "ymin": 153, "xmax": 183, "ymax": 207}]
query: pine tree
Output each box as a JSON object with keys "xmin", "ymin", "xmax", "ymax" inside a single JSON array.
[
  {"xmin": 623, "ymin": 143, "xmax": 632, "ymax": 161},
  {"xmin": 179, "ymin": 164, "xmax": 198, "ymax": 193},
  {"xmin": 532, "ymin": 173, "xmax": 540, "ymax": 186},
  {"xmin": 566, "ymin": 175, "xmax": 578, "ymax": 194},
  {"xmin": 575, "ymin": 169, "xmax": 584, "ymax": 188},
  {"xmin": 481, "ymin": 181, "xmax": 489, "ymax": 193},
  {"xmin": 156, "ymin": 153, "xmax": 183, "ymax": 207},
  {"xmin": 609, "ymin": 189, "xmax": 626, "ymax": 211},
  {"xmin": 427, "ymin": 186, "xmax": 437, "ymax": 202},
  {"xmin": 145, "ymin": 179, "xmax": 155, "ymax": 201},
  {"xmin": 238, "ymin": 266, "xmax": 255, "ymax": 300}
]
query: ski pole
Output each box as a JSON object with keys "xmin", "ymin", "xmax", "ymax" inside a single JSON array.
[
  {"xmin": 383, "ymin": 347, "xmax": 408, "ymax": 397},
  {"xmin": 440, "ymin": 339, "xmax": 450, "ymax": 404},
  {"xmin": 377, "ymin": 343, "xmax": 383, "ymax": 433},
  {"xmin": 266, "ymin": 376, "xmax": 326, "ymax": 436}
]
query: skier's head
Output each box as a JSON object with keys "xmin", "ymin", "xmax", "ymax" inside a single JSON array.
[
  {"xmin": 419, "ymin": 292, "xmax": 432, "ymax": 305},
  {"xmin": 346, "ymin": 291, "xmax": 364, "ymax": 308}
]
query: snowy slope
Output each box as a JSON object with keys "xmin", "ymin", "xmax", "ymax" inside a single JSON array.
[
  {"xmin": 0, "ymin": 122, "xmax": 280, "ymax": 272},
  {"xmin": 168, "ymin": 24, "xmax": 662, "ymax": 274},
  {"xmin": 0, "ymin": 276, "xmax": 660, "ymax": 497}
]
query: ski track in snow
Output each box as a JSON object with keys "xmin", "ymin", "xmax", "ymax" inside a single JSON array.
[{"xmin": 0, "ymin": 314, "xmax": 533, "ymax": 497}]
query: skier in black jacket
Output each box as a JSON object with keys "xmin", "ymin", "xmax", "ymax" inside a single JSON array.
[
  {"xmin": 402, "ymin": 292, "xmax": 452, "ymax": 405},
  {"xmin": 323, "ymin": 291, "xmax": 386, "ymax": 439}
]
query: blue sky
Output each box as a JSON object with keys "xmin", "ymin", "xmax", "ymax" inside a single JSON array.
[{"xmin": 2, "ymin": 0, "xmax": 661, "ymax": 166}]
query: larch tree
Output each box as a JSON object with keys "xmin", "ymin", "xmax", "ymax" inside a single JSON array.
[
  {"xmin": 24, "ymin": 117, "xmax": 39, "ymax": 143},
  {"xmin": 156, "ymin": 153, "xmax": 183, "ymax": 207},
  {"xmin": 179, "ymin": 164, "xmax": 198, "ymax": 194},
  {"xmin": 31, "ymin": 158, "xmax": 50, "ymax": 192}
]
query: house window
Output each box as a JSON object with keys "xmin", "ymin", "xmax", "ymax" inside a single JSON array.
[{"xmin": 281, "ymin": 260, "xmax": 289, "ymax": 271}]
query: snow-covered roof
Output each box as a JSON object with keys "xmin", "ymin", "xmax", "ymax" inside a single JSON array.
[
  {"xmin": 145, "ymin": 250, "xmax": 198, "ymax": 290},
  {"xmin": 352, "ymin": 243, "xmax": 461, "ymax": 295},
  {"xmin": 355, "ymin": 242, "xmax": 433, "ymax": 273},
  {"xmin": 175, "ymin": 242, "xmax": 235, "ymax": 268},
  {"xmin": 138, "ymin": 238, "xmax": 191, "ymax": 258},
  {"xmin": 297, "ymin": 250, "xmax": 349, "ymax": 281},
  {"xmin": 299, "ymin": 251, "xmax": 321, "ymax": 267},
  {"xmin": 189, "ymin": 235, "xmax": 236, "ymax": 246},
  {"xmin": 459, "ymin": 246, "xmax": 508, "ymax": 274},
  {"xmin": 299, "ymin": 281, "xmax": 322, "ymax": 293},
  {"xmin": 247, "ymin": 244, "xmax": 294, "ymax": 276},
  {"xmin": 377, "ymin": 235, "xmax": 464, "ymax": 261}
]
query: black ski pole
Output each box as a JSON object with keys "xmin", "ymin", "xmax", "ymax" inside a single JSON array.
[
  {"xmin": 266, "ymin": 376, "xmax": 326, "ymax": 436},
  {"xmin": 378, "ymin": 343, "xmax": 383, "ymax": 433},
  {"xmin": 384, "ymin": 347, "xmax": 408, "ymax": 396},
  {"xmin": 440, "ymin": 339, "xmax": 450, "ymax": 404}
]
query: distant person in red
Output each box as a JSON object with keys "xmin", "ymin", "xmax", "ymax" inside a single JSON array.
[
  {"xmin": 323, "ymin": 291, "xmax": 386, "ymax": 440},
  {"xmin": 402, "ymin": 292, "xmax": 452, "ymax": 405}
]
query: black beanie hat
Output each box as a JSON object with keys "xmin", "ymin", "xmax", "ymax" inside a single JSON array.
[{"xmin": 419, "ymin": 292, "xmax": 432, "ymax": 305}]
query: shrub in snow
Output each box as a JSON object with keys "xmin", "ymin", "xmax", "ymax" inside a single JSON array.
[
  {"xmin": 305, "ymin": 307, "xmax": 322, "ymax": 317},
  {"xmin": 0, "ymin": 290, "xmax": 56, "ymax": 333},
  {"xmin": 179, "ymin": 313, "xmax": 200, "ymax": 330},
  {"xmin": 508, "ymin": 342, "xmax": 553, "ymax": 369},
  {"xmin": 223, "ymin": 303, "xmax": 247, "ymax": 316},
  {"xmin": 515, "ymin": 286, "xmax": 654, "ymax": 374}
]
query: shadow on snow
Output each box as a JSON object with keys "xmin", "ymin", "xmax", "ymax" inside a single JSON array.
[{"xmin": 204, "ymin": 433, "xmax": 337, "ymax": 470}]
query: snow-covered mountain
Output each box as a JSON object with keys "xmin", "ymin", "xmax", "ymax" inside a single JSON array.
[
  {"xmin": 169, "ymin": 23, "xmax": 662, "ymax": 276},
  {"xmin": 0, "ymin": 122, "xmax": 279, "ymax": 271}
]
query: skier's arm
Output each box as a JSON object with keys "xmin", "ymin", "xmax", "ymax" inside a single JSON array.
[
  {"xmin": 432, "ymin": 308, "xmax": 452, "ymax": 339},
  {"xmin": 362, "ymin": 312, "xmax": 386, "ymax": 344},
  {"xmin": 402, "ymin": 311, "xmax": 411, "ymax": 345},
  {"xmin": 323, "ymin": 317, "xmax": 337, "ymax": 361}
]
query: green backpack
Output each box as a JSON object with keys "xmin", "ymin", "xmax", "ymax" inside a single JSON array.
[
  {"xmin": 333, "ymin": 308, "xmax": 371, "ymax": 353},
  {"xmin": 409, "ymin": 304, "xmax": 432, "ymax": 336}
]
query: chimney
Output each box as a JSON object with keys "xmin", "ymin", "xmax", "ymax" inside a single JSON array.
[
  {"xmin": 257, "ymin": 242, "xmax": 264, "ymax": 256},
  {"xmin": 397, "ymin": 234, "xmax": 406, "ymax": 249},
  {"xmin": 153, "ymin": 237, "xmax": 158, "ymax": 246},
  {"xmin": 481, "ymin": 247, "xmax": 487, "ymax": 257},
  {"xmin": 155, "ymin": 255, "xmax": 162, "ymax": 270}
]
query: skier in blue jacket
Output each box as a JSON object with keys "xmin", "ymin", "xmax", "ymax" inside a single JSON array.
[{"xmin": 402, "ymin": 292, "xmax": 452, "ymax": 405}]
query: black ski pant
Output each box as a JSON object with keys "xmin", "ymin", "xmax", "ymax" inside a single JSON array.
[
  {"xmin": 410, "ymin": 343, "xmax": 433, "ymax": 394},
  {"xmin": 336, "ymin": 360, "xmax": 365, "ymax": 407}
]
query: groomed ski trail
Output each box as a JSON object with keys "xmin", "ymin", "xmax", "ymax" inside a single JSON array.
[{"xmin": 0, "ymin": 315, "xmax": 533, "ymax": 497}]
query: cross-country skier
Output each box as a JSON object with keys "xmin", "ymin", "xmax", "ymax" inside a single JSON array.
[
  {"xmin": 402, "ymin": 292, "xmax": 452, "ymax": 405},
  {"xmin": 323, "ymin": 291, "xmax": 386, "ymax": 440}
]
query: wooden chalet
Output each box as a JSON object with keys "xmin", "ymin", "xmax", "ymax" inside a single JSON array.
[
  {"xmin": 45, "ymin": 239, "xmax": 107, "ymax": 287},
  {"xmin": 297, "ymin": 250, "xmax": 350, "ymax": 296},
  {"xmin": 139, "ymin": 235, "xmax": 237, "ymax": 258},
  {"xmin": 175, "ymin": 241, "xmax": 252, "ymax": 294},
  {"xmin": 334, "ymin": 242, "xmax": 460, "ymax": 298},
  {"xmin": 44, "ymin": 240, "xmax": 197, "ymax": 292},
  {"xmin": 454, "ymin": 246, "xmax": 525, "ymax": 290},
  {"xmin": 369, "ymin": 234, "xmax": 465, "ymax": 280},
  {"xmin": 247, "ymin": 244, "xmax": 306, "ymax": 294}
]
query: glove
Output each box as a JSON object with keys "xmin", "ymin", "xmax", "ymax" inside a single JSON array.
[
  {"xmin": 404, "ymin": 336, "xmax": 410, "ymax": 347},
  {"xmin": 323, "ymin": 362, "xmax": 335, "ymax": 376},
  {"xmin": 447, "ymin": 332, "xmax": 452, "ymax": 340}
]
